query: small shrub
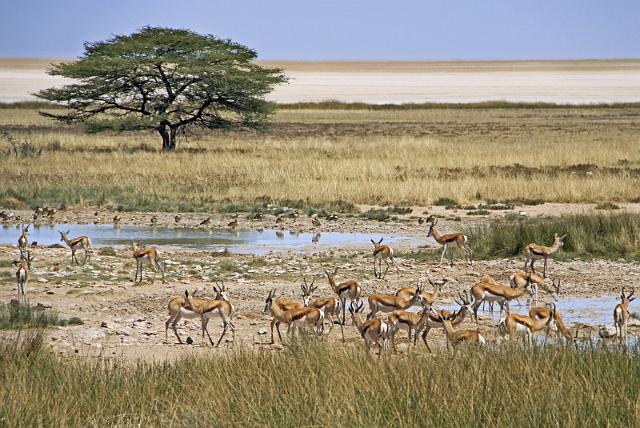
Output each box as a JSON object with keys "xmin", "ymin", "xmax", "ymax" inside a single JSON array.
[
  {"xmin": 595, "ymin": 202, "xmax": 620, "ymax": 210},
  {"xmin": 360, "ymin": 209, "xmax": 390, "ymax": 221},
  {"xmin": 467, "ymin": 209, "xmax": 491, "ymax": 216},
  {"xmin": 433, "ymin": 197, "xmax": 459, "ymax": 209},
  {"xmin": 97, "ymin": 247, "xmax": 117, "ymax": 256},
  {"xmin": 0, "ymin": 129, "xmax": 42, "ymax": 158}
]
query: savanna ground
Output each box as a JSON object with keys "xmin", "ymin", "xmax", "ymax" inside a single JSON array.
[{"xmin": 1, "ymin": 103, "xmax": 640, "ymax": 425}]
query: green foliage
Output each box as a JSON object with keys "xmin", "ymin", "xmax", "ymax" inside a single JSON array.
[
  {"xmin": 433, "ymin": 197, "xmax": 460, "ymax": 209},
  {"xmin": 595, "ymin": 202, "xmax": 621, "ymax": 210},
  {"xmin": 469, "ymin": 213, "xmax": 640, "ymax": 260},
  {"xmin": 0, "ymin": 302, "xmax": 82, "ymax": 329},
  {"xmin": 35, "ymin": 27, "xmax": 287, "ymax": 150},
  {"xmin": 1, "ymin": 336, "xmax": 639, "ymax": 426}
]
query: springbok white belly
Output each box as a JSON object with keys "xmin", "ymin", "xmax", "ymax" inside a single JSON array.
[{"xmin": 179, "ymin": 308, "xmax": 201, "ymax": 319}]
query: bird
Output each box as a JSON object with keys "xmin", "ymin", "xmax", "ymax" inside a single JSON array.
[
  {"xmin": 253, "ymin": 212, "xmax": 264, "ymax": 220},
  {"xmin": 418, "ymin": 217, "xmax": 425, "ymax": 224},
  {"xmin": 312, "ymin": 217, "xmax": 321, "ymax": 227},
  {"xmin": 150, "ymin": 215, "xmax": 158, "ymax": 225},
  {"xmin": 275, "ymin": 215, "xmax": 284, "ymax": 224},
  {"xmin": 227, "ymin": 219, "xmax": 238, "ymax": 228},
  {"xmin": 199, "ymin": 217, "xmax": 212, "ymax": 226},
  {"xmin": 94, "ymin": 211, "xmax": 99, "ymax": 217},
  {"xmin": 174, "ymin": 214, "xmax": 181, "ymax": 224},
  {"xmin": 113, "ymin": 215, "xmax": 121, "ymax": 224},
  {"xmin": 46, "ymin": 207, "xmax": 57, "ymax": 218},
  {"xmin": 326, "ymin": 213, "xmax": 338, "ymax": 221}
]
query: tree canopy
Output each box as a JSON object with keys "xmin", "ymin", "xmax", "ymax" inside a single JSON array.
[{"xmin": 36, "ymin": 27, "xmax": 287, "ymax": 150}]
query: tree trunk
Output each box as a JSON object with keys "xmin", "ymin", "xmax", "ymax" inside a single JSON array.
[
  {"xmin": 158, "ymin": 124, "xmax": 177, "ymax": 152},
  {"xmin": 169, "ymin": 127, "xmax": 177, "ymax": 150}
]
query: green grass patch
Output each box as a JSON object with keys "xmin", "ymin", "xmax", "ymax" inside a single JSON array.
[
  {"xmin": 0, "ymin": 302, "xmax": 83, "ymax": 329},
  {"xmin": 468, "ymin": 212, "xmax": 640, "ymax": 260},
  {"xmin": 433, "ymin": 197, "xmax": 460, "ymax": 209},
  {"xmin": 0, "ymin": 335, "xmax": 639, "ymax": 426},
  {"xmin": 97, "ymin": 247, "xmax": 117, "ymax": 256},
  {"xmin": 595, "ymin": 202, "xmax": 621, "ymax": 210}
]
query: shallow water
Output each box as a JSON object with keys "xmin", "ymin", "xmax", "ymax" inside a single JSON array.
[{"xmin": 0, "ymin": 223, "xmax": 423, "ymax": 255}]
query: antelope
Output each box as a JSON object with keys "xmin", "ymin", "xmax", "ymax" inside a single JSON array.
[
  {"xmin": 13, "ymin": 251, "xmax": 34, "ymax": 303},
  {"xmin": 418, "ymin": 291, "xmax": 475, "ymax": 352},
  {"xmin": 614, "ymin": 287, "xmax": 635, "ymax": 342},
  {"xmin": 470, "ymin": 275, "xmax": 531, "ymax": 323},
  {"xmin": 434, "ymin": 311, "xmax": 486, "ymax": 350},
  {"xmin": 387, "ymin": 306, "xmax": 432, "ymax": 350},
  {"xmin": 395, "ymin": 278, "xmax": 445, "ymax": 308},
  {"xmin": 498, "ymin": 303, "xmax": 557, "ymax": 344},
  {"xmin": 367, "ymin": 282, "xmax": 424, "ymax": 320},
  {"xmin": 181, "ymin": 289, "xmax": 235, "ymax": 347},
  {"xmin": 59, "ymin": 230, "xmax": 92, "ymax": 265},
  {"xmin": 349, "ymin": 301, "xmax": 390, "ymax": 357},
  {"xmin": 324, "ymin": 268, "xmax": 361, "ymax": 325},
  {"xmin": 371, "ymin": 238, "xmax": 399, "ymax": 279},
  {"xmin": 528, "ymin": 305, "xmax": 574, "ymax": 345},
  {"xmin": 426, "ymin": 216, "xmax": 472, "ymax": 266},
  {"xmin": 301, "ymin": 276, "xmax": 342, "ymax": 339},
  {"xmin": 311, "ymin": 217, "xmax": 321, "ymax": 227},
  {"xmin": 17, "ymin": 224, "xmax": 29, "ymax": 255},
  {"xmin": 524, "ymin": 233, "xmax": 566, "ymax": 278},
  {"xmin": 510, "ymin": 270, "xmax": 561, "ymax": 305},
  {"xmin": 165, "ymin": 282, "xmax": 230, "ymax": 343},
  {"xmin": 263, "ymin": 289, "xmax": 324, "ymax": 344},
  {"xmin": 131, "ymin": 241, "xmax": 165, "ymax": 283}
]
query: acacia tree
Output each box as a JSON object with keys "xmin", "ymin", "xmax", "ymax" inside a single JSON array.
[{"xmin": 36, "ymin": 27, "xmax": 287, "ymax": 151}]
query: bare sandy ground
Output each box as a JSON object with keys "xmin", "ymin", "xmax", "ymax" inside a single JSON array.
[
  {"xmin": 1, "ymin": 58, "xmax": 639, "ymax": 104},
  {"xmin": 1, "ymin": 203, "xmax": 640, "ymax": 362}
]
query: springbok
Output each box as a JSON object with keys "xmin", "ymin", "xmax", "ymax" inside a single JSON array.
[
  {"xmin": 349, "ymin": 301, "xmax": 390, "ymax": 357},
  {"xmin": 301, "ymin": 276, "xmax": 342, "ymax": 339},
  {"xmin": 510, "ymin": 270, "xmax": 561, "ymax": 306},
  {"xmin": 426, "ymin": 216, "xmax": 472, "ymax": 266},
  {"xmin": 132, "ymin": 241, "xmax": 165, "ymax": 283},
  {"xmin": 524, "ymin": 233, "xmax": 566, "ymax": 278},
  {"xmin": 59, "ymin": 230, "xmax": 92, "ymax": 265},
  {"xmin": 395, "ymin": 278, "xmax": 445, "ymax": 308},
  {"xmin": 181, "ymin": 289, "xmax": 236, "ymax": 347},
  {"xmin": 263, "ymin": 289, "xmax": 324, "ymax": 344},
  {"xmin": 498, "ymin": 303, "xmax": 557, "ymax": 344},
  {"xmin": 614, "ymin": 287, "xmax": 635, "ymax": 342},
  {"xmin": 13, "ymin": 251, "xmax": 34, "ymax": 303},
  {"xmin": 367, "ymin": 282, "xmax": 424, "ymax": 320},
  {"xmin": 434, "ymin": 310, "xmax": 486, "ymax": 350},
  {"xmin": 324, "ymin": 268, "xmax": 361, "ymax": 325},
  {"xmin": 371, "ymin": 238, "xmax": 399, "ymax": 279},
  {"xmin": 387, "ymin": 306, "xmax": 432, "ymax": 350},
  {"xmin": 165, "ymin": 282, "xmax": 230, "ymax": 344},
  {"xmin": 17, "ymin": 224, "xmax": 29, "ymax": 255},
  {"xmin": 470, "ymin": 276, "xmax": 531, "ymax": 323},
  {"xmin": 418, "ymin": 291, "xmax": 475, "ymax": 352},
  {"xmin": 528, "ymin": 305, "xmax": 574, "ymax": 345}
]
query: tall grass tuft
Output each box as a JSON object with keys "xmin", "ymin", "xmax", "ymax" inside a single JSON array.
[
  {"xmin": 0, "ymin": 335, "xmax": 638, "ymax": 426},
  {"xmin": 469, "ymin": 212, "xmax": 640, "ymax": 260},
  {"xmin": 0, "ymin": 302, "xmax": 83, "ymax": 329}
]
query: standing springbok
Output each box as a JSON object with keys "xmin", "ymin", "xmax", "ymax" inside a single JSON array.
[
  {"xmin": 263, "ymin": 289, "xmax": 325, "ymax": 344},
  {"xmin": 132, "ymin": 241, "xmax": 165, "ymax": 283},
  {"xmin": 470, "ymin": 276, "xmax": 531, "ymax": 323},
  {"xmin": 395, "ymin": 278, "xmax": 445, "ymax": 308},
  {"xmin": 434, "ymin": 310, "xmax": 486, "ymax": 350},
  {"xmin": 498, "ymin": 303, "xmax": 558, "ymax": 344},
  {"xmin": 426, "ymin": 216, "xmax": 472, "ymax": 266},
  {"xmin": 371, "ymin": 238, "xmax": 399, "ymax": 279},
  {"xmin": 13, "ymin": 251, "xmax": 34, "ymax": 303},
  {"xmin": 324, "ymin": 268, "xmax": 361, "ymax": 325},
  {"xmin": 387, "ymin": 306, "xmax": 432, "ymax": 350},
  {"xmin": 528, "ymin": 305, "xmax": 574, "ymax": 345},
  {"xmin": 17, "ymin": 224, "xmax": 29, "ymax": 255},
  {"xmin": 301, "ymin": 276, "xmax": 343, "ymax": 340},
  {"xmin": 59, "ymin": 230, "xmax": 92, "ymax": 265},
  {"xmin": 165, "ymin": 282, "xmax": 230, "ymax": 344},
  {"xmin": 524, "ymin": 233, "xmax": 566, "ymax": 278},
  {"xmin": 367, "ymin": 282, "xmax": 424, "ymax": 320},
  {"xmin": 349, "ymin": 301, "xmax": 390, "ymax": 357},
  {"xmin": 418, "ymin": 291, "xmax": 475, "ymax": 352},
  {"xmin": 614, "ymin": 287, "xmax": 635, "ymax": 342},
  {"xmin": 510, "ymin": 270, "xmax": 561, "ymax": 306},
  {"xmin": 181, "ymin": 289, "xmax": 236, "ymax": 347}
]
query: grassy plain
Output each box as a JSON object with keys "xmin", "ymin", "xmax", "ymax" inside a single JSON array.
[{"xmin": 0, "ymin": 105, "xmax": 638, "ymax": 211}]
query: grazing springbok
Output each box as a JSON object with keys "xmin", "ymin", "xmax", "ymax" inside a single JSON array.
[
  {"xmin": 426, "ymin": 216, "xmax": 472, "ymax": 266},
  {"xmin": 165, "ymin": 282, "xmax": 230, "ymax": 343},
  {"xmin": 263, "ymin": 289, "xmax": 324, "ymax": 344},
  {"xmin": 17, "ymin": 224, "xmax": 29, "ymax": 255},
  {"xmin": 528, "ymin": 305, "xmax": 575, "ymax": 345},
  {"xmin": 370, "ymin": 238, "xmax": 399, "ymax": 279},
  {"xmin": 301, "ymin": 276, "xmax": 343, "ymax": 340},
  {"xmin": 470, "ymin": 275, "xmax": 531, "ymax": 323},
  {"xmin": 434, "ymin": 310, "xmax": 486, "ymax": 350},
  {"xmin": 13, "ymin": 251, "xmax": 34, "ymax": 303},
  {"xmin": 524, "ymin": 233, "xmax": 566, "ymax": 278},
  {"xmin": 510, "ymin": 270, "xmax": 561, "ymax": 305},
  {"xmin": 59, "ymin": 230, "xmax": 92, "ymax": 265},
  {"xmin": 367, "ymin": 282, "xmax": 424, "ymax": 320},
  {"xmin": 498, "ymin": 303, "xmax": 557, "ymax": 344},
  {"xmin": 131, "ymin": 241, "xmax": 165, "ymax": 283},
  {"xmin": 349, "ymin": 301, "xmax": 390, "ymax": 357},
  {"xmin": 181, "ymin": 289, "xmax": 235, "ymax": 347},
  {"xmin": 395, "ymin": 278, "xmax": 445, "ymax": 308},
  {"xmin": 324, "ymin": 268, "xmax": 361, "ymax": 325},
  {"xmin": 614, "ymin": 287, "xmax": 635, "ymax": 342},
  {"xmin": 418, "ymin": 291, "xmax": 475, "ymax": 352}
]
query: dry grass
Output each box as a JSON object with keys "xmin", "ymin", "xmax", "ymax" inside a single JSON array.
[{"xmin": 0, "ymin": 106, "xmax": 638, "ymax": 210}]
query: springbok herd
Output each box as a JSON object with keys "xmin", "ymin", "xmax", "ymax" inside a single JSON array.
[{"xmin": 7, "ymin": 216, "xmax": 637, "ymax": 355}]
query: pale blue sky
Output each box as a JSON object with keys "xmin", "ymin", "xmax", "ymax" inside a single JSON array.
[{"xmin": 1, "ymin": 0, "xmax": 639, "ymax": 60}]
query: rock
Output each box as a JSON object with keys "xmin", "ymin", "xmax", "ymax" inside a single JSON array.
[
  {"xmin": 100, "ymin": 321, "xmax": 108, "ymax": 328},
  {"xmin": 250, "ymin": 321, "xmax": 258, "ymax": 326},
  {"xmin": 258, "ymin": 328, "xmax": 268, "ymax": 335},
  {"xmin": 46, "ymin": 290, "xmax": 55, "ymax": 295},
  {"xmin": 270, "ymin": 343, "xmax": 284, "ymax": 350},
  {"xmin": 37, "ymin": 278, "xmax": 49, "ymax": 283}
]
